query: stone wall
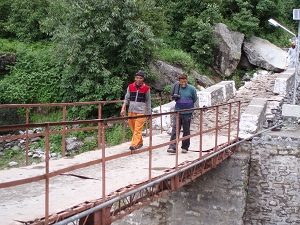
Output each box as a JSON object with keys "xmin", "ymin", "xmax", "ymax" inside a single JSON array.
[
  {"xmin": 243, "ymin": 128, "xmax": 300, "ymax": 225},
  {"xmin": 273, "ymin": 68, "xmax": 295, "ymax": 96},
  {"xmin": 113, "ymin": 126, "xmax": 300, "ymax": 225},
  {"xmin": 112, "ymin": 146, "xmax": 250, "ymax": 225}
]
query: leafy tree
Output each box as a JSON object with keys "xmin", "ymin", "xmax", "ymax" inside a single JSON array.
[
  {"xmin": 229, "ymin": 8, "xmax": 259, "ymax": 37},
  {"xmin": 191, "ymin": 21, "xmax": 216, "ymax": 67},
  {"xmin": 0, "ymin": 0, "xmax": 11, "ymax": 38},
  {"xmin": 255, "ymin": 0, "xmax": 279, "ymax": 22},
  {"xmin": 136, "ymin": 0, "xmax": 170, "ymax": 39},
  {"xmin": 44, "ymin": 0, "xmax": 158, "ymax": 104},
  {"xmin": 5, "ymin": 0, "xmax": 49, "ymax": 41},
  {"xmin": 0, "ymin": 42, "xmax": 61, "ymax": 103},
  {"xmin": 222, "ymin": 0, "xmax": 259, "ymax": 36},
  {"xmin": 176, "ymin": 3, "xmax": 221, "ymax": 67}
]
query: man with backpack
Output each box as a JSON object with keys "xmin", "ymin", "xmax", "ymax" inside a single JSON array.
[{"xmin": 167, "ymin": 73, "xmax": 198, "ymax": 154}]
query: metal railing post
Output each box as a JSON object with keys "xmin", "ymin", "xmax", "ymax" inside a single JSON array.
[
  {"xmin": 148, "ymin": 114, "xmax": 153, "ymax": 180},
  {"xmin": 236, "ymin": 102, "xmax": 241, "ymax": 140},
  {"xmin": 227, "ymin": 103, "xmax": 232, "ymax": 144},
  {"xmin": 101, "ymin": 120, "xmax": 106, "ymax": 199},
  {"xmin": 199, "ymin": 109, "xmax": 203, "ymax": 158},
  {"xmin": 25, "ymin": 108, "xmax": 30, "ymax": 165},
  {"xmin": 160, "ymin": 96, "xmax": 163, "ymax": 133},
  {"xmin": 98, "ymin": 103, "xmax": 103, "ymax": 150},
  {"xmin": 62, "ymin": 106, "xmax": 67, "ymax": 157},
  {"xmin": 175, "ymin": 112, "xmax": 180, "ymax": 169},
  {"xmin": 45, "ymin": 124, "xmax": 50, "ymax": 225},
  {"xmin": 214, "ymin": 106, "xmax": 219, "ymax": 151}
]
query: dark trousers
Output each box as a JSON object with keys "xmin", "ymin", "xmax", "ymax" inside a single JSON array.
[{"xmin": 169, "ymin": 113, "xmax": 192, "ymax": 150}]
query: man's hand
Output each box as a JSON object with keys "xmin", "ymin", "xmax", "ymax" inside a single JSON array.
[{"xmin": 120, "ymin": 109, "xmax": 126, "ymax": 117}]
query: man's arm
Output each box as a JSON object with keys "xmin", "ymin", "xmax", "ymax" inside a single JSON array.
[
  {"xmin": 120, "ymin": 87, "xmax": 130, "ymax": 116},
  {"xmin": 145, "ymin": 89, "xmax": 152, "ymax": 115}
]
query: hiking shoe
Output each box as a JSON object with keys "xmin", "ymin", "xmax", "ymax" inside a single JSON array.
[
  {"xmin": 181, "ymin": 148, "xmax": 188, "ymax": 153},
  {"xmin": 129, "ymin": 144, "xmax": 143, "ymax": 151},
  {"xmin": 136, "ymin": 143, "xmax": 143, "ymax": 149},
  {"xmin": 167, "ymin": 148, "xmax": 176, "ymax": 153}
]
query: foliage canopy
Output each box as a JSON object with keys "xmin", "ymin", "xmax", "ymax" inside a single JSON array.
[{"xmin": 0, "ymin": 0, "xmax": 299, "ymax": 107}]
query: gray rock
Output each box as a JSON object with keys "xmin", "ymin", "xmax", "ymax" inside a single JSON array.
[
  {"xmin": 66, "ymin": 137, "xmax": 84, "ymax": 151},
  {"xmin": 8, "ymin": 161, "xmax": 18, "ymax": 167},
  {"xmin": 51, "ymin": 152, "xmax": 58, "ymax": 158},
  {"xmin": 32, "ymin": 153, "xmax": 41, "ymax": 158},
  {"xmin": 84, "ymin": 136, "xmax": 96, "ymax": 143},
  {"xmin": 149, "ymin": 60, "xmax": 215, "ymax": 91},
  {"xmin": 11, "ymin": 146, "xmax": 20, "ymax": 151},
  {"xmin": 243, "ymin": 36, "xmax": 287, "ymax": 72},
  {"xmin": 149, "ymin": 60, "xmax": 183, "ymax": 91},
  {"xmin": 213, "ymin": 23, "xmax": 244, "ymax": 77}
]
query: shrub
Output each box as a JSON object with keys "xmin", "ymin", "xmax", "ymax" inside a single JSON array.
[
  {"xmin": 0, "ymin": 40, "xmax": 62, "ymax": 104},
  {"xmin": 5, "ymin": 0, "xmax": 49, "ymax": 41},
  {"xmin": 44, "ymin": 0, "xmax": 158, "ymax": 105},
  {"xmin": 154, "ymin": 48, "xmax": 195, "ymax": 70},
  {"xmin": 106, "ymin": 124, "xmax": 131, "ymax": 146}
]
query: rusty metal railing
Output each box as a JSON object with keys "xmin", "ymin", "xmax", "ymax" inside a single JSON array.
[
  {"xmin": 0, "ymin": 97, "xmax": 165, "ymax": 165},
  {"xmin": 0, "ymin": 101, "xmax": 241, "ymax": 225}
]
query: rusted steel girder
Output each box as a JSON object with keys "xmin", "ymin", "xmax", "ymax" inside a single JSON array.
[{"xmin": 40, "ymin": 143, "xmax": 238, "ymax": 225}]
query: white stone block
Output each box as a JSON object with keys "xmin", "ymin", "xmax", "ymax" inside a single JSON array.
[
  {"xmin": 273, "ymin": 71, "xmax": 295, "ymax": 95},
  {"xmin": 198, "ymin": 85, "xmax": 224, "ymax": 107},
  {"xmin": 282, "ymin": 104, "xmax": 300, "ymax": 118},
  {"xmin": 214, "ymin": 81, "xmax": 236, "ymax": 101},
  {"xmin": 197, "ymin": 91, "xmax": 211, "ymax": 107},
  {"xmin": 152, "ymin": 101, "xmax": 175, "ymax": 130},
  {"xmin": 239, "ymin": 98, "xmax": 267, "ymax": 139}
]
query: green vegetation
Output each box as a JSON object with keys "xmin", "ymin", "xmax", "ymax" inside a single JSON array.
[
  {"xmin": 5, "ymin": 0, "xmax": 49, "ymax": 41},
  {"xmin": 0, "ymin": 0, "xmax": 298, "ymax": 107},
  {"xmin": 154, "ymin": 48, "xmax": 196, "ymax": 70},
  {"xmin": 106, "ymin": 124, "xmax": 132, "ymax": 146},
  {"xmin": 0, "ymin": 39, "xmax": 61, "ymax": 104},
  {"xmin": 0, "ymin": 148, "xmax": 42, "ymax": 170},
  {"xmin": 0, "ymin": 0, "xmax": 299, "ymax": 166},
  {"xmin": 0, "ymin": 0, "xmax": 298, "ymax": 105},
  {"xmin": 0, "ymin": 123, "xmax": 132, "ymax": 169}
]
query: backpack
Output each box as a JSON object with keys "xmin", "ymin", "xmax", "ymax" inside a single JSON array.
[{"xmin": 171, "ymin": 81, "xmax": 180, "ymax": 100}]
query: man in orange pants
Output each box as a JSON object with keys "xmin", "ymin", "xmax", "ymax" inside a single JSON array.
[{"xmin": 120, "ymin": 70, "xmax": 151, "ymax": 150}]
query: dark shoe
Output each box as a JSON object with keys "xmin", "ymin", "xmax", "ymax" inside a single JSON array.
[
  {"xmin": 181, "ymin": 148, "xmax": 188, "ymax": 153},
  {"xmin": 167, "ymin": 148, "xmax": 176, "ymax": 153},
  {"xmin": 129, "ymin": 144, "xmax": 143, "ymax": 151},
  {"xmin": 136, "ymin": 143, "xmax": 143, "ymax": 149}
]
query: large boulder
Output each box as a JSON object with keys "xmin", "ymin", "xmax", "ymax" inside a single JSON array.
[
  {"xmin": 0, "ymin": 53, "xmax": 16, "ymax": 75},
  {"xmin": 0, "ymin": 108, "xmax": 25, "ymax": 135},
  {"xmin": 243, "ymin": 36, "xmax": 287, "ymax": 72},
  {"xmin": 149, "ymin": 60, "xmax": 215, "ymax": 91},
  {"xmin": 149, "ymin": 60, "xmax": 183, "ymax": 91},
  {"xmin": 213, "ymin": 23, "xmax": 245, "ymax": 77},
  {"xmin": 238, "ymin": 51, "xmax": 255, "ymax": 70},
  {"xmin": 190, "ymin": 70, "xmax": 216, "ymax": 88}
]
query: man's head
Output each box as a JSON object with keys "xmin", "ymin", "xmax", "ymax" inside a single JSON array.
[
  {"xmin": 178, "ymin": 73, "xmax": 188, "ymax": 87},
  {"xmin": 135, "ymin": 70, "xmax": 145, "ymax": 86},
  {"xmin": 291, "ymin": 43, "xmax": 296, "ymax": 48}
]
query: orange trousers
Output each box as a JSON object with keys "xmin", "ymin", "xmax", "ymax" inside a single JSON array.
[{"xmin": 128, "ymin": 112, "xmax": 146, "ymax": 147}]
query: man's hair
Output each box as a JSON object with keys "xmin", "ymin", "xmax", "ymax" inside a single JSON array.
[
  {"xmin": 135, "ymin": 70, "xmax": 145, "ymax": 78},
  {"xmin": 178, "ymin": 73, "xmax": 187, "ymax": 79}
]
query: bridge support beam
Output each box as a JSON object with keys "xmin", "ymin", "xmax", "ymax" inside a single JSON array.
[{"xmin": 79, "ymin": 207, "xmax": 111, "ymax": 225}]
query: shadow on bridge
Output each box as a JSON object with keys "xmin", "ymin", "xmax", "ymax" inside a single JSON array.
[{"xmin": 0, "ymin": 100, "xmax": 241, "ymax": 225}]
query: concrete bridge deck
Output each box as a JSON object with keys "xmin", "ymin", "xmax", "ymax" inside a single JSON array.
[{"xmin": 0, "ymin": 131, "xmax": 234, "ymax": 225}]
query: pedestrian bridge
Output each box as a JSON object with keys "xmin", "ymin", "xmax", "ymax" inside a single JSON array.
[{"xmin": 0, "ymin": 100, "xmax": 241, "ymax": 225}]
